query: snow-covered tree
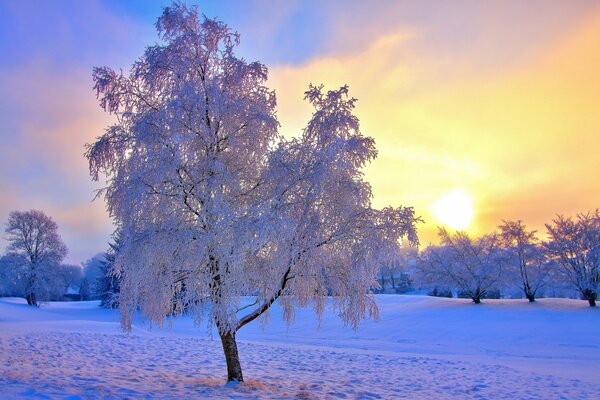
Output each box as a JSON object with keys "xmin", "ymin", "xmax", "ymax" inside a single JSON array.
[
  {"xmin": 36, "ymin": 263, "xmax": 82, "ymax": 301},
  {"xmin": 96, "ymin": 237, "xmax": 121, "ymax": 308},
  {"xmin": 82, "ymin": 253, "xmax": 105, "ymax": 298},
  {"xmin": 58, "ymin": 264, "xmax": 83, "ymax": 295},
  {"xmin": 499, "ymin": 220, "xmax": 552, "ymax": 302},
  {"xmin": 0, "ymin": 256, "xmax": 79, "ymax": 301},
  {"xmin": 418, "ymin": 228, "xmax": 504, "ymax": 304},
  {"xmin": 4, "ymin": 210, "xmax": 68, "ymax": 306},
  {"xmin": 377, "ymin": 244, "xmax": 416, "ymax": 292},
  {"xmin": 0, "ymin": 254, "xmax": 21, "ymax": 297},
  {"xmin": 79, "ymin": 277, "xmax": 91, "ymax": 301},
  {"xmin": 86, "ymin": 2, "xmax": 418, "ymax": 382},
  {"xmin": 545, "ymin": 211, "xmax": 600, "ymax": 307}
]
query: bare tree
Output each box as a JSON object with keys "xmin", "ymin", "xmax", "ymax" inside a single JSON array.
[
  {"xmin": 418, "ymin": 228, "xmax": 504, "ymax": 304},
  {"xmin": 4, "ymin": 210, "xmax": 67, "ymax": 306},
  {"xmin": 499, "ymin": 220, "xmax": 552, "ymax": 302},
  {"xmin": 545, "ymin": 211, "xmax": 600, "ymax": 307}
]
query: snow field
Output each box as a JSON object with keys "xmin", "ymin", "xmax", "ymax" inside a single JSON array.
[{"xmin": 1, "ymin": 295, "xmax": 599, "ymax": 399}]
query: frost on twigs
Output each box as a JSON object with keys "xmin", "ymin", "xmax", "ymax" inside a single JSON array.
[
  {"xmin": 418, "ymin": 228, "xmax": 504, "ymax": 304},
  {"xmin": 499, "ymin": 220, "xmax": 553, "ymax": 302},
  {"xmin": 3, "ymin": 210, "xmax": 68, "ymax": 306},
  {"xmin": 545, "ymin": 210, "xmax": 600, "ymax": 307},
  {"xmin": 85, "ymin": 1, "xmax": 419, "ymax": 379}
]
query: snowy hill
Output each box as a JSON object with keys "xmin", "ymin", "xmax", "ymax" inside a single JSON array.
[{"xmin": 1, "ymin": 295, "xmax": 599, "ymax": 399}]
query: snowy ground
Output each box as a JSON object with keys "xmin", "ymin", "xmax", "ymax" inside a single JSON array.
[{"xmin": 1, "ymin": 296, "xmax": 599, "ymax": 399}]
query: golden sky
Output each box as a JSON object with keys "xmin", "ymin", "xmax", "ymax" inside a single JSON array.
[{"xmin": 268, "ymin": 6, "xmax": 600, "ymax": 245}]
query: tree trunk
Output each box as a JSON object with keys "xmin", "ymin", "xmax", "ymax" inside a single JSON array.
[
  {"xmin": 26, "ymin": 273, "xmax": 38, "ymax": 306},
  {"xmin": 220, "ymin": 330, "xmax": 243, "ymax": 382},
  {"xmin": 589, "ymin": 298, "xmax": 597, "ymax": 307},
  {"xmin": 26, "ymin": 292, "xmax": 37, "ymax": 306},
  {"xmin": 472, "ymin": 288, "xmax": 481, "ymax": 304},
  {"xmin": 583, "ymin": 289, "xmax": 597, "ymax": 307},
  {"xmin": 526, "ymin": 293, "xmax": 536, "ymax": 302},
  {"xmin": 524, "ymin": 283, "xmax": 535, "ymax": 302}
]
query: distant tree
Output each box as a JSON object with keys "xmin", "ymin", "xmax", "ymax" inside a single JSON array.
[
  {"xmin": 428, "ymin": 286, "xmax": 453, "ymax": 298},
  {"xmin": 97, "ymin": 236, "xmax": 121, "ymax": 308},
  {"xmin": 394, "ymin": 272, "xmax": 413, "ymax": 294},
  {"xmin": 0, "ymin": 256, "xmax": 79, "ymax": 300},
  {"xmin": 377, "ymin": 244, "xmax": 416, "ymax": 292},
  {"xmin": 457, "ymin": 288, "xmax": 501, "ymax": 300},
  {"xmin": 79, "ymin": 277, "xmax": 91, "ymax": 301},
  {"xmin": 38, "ymin": 263, "xmax": 83, "ymax": 301},
  {"xmin": 378, "ymin": 263, "xmax": 414, "ymax": 293},
  {"xmin": 545, "ymin": 211, "xmax": 600, "ymax": 307},
  {"xmin": 378, "ymin": 260, "xmax": 398, "ymax": 290},
  {"xmin": 82, "ymin": 253, "xmax": 106, "ymax": 299},
  {"xmin": 4, "ymin": 210, "xmax": 67, "ymax": 306},
  {"xmin": 58, "ymin": 264, "xmax": 84, "ymax": 295},
  {"xmin": 377, "ymin": 269, "xmax": 387, "ymax": 290},
  {"xmin": 86, "ymin": 3, "xmax": 419, "ymax": 383},
  {"xmin": 418, "ymin": 228, "xmax": 504, "ymax": 304},
  {"xmin": 0, "ymin": 254, "xmax": 22, "ymax": 297},
  {"xmin": 0, "ymin": 258, "xmax": 5, "ymax": 297},
  {"xmin": 499, "ymin": 220, "xmax": 552, "ymax": 302}
]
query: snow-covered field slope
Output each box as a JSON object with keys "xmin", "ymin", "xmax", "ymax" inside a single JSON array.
[{"xmin": 1, "ymin": 296, "xmax": 599, "ymax": 399}]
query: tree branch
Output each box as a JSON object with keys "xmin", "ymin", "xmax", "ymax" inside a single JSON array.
[{"xmin": 236, "ymin": 266, "xmax": 293, "ymax": 331}]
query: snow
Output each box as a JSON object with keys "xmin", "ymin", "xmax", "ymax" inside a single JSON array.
[{"xmin": 1, "ymin": 295, "xmax": 599, "ymax": 399}]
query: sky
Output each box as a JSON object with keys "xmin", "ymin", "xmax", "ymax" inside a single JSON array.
[{"xmin": 1, "ymin": 0, "xmax": 599, "ymax": 264}]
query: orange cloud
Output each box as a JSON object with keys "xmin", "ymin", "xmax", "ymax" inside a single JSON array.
[{"xmin": 268, "ymin": 8, "xmax": 600, "ymax": 245}]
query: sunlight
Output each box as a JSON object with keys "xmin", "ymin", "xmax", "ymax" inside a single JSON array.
[{"xmin": 432, "ymin": 190, "xmax": 474, "ymax": 230}]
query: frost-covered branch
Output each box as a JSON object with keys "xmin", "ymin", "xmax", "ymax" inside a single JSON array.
[
  {"xmin": 85, "ymin": 2, "xmax": 419, "ymax": 382},
  {"xmin": 545, "ymin": 210, "xmax": 600, "ymax": 306}
]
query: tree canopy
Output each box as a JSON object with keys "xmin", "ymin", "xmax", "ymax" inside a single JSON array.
[
  {"xmin": 4, "ymin": 209, "xmax": 68, "ymax": 306},
  {"xmin": 87, "ymin": 2, "xmax": 419, "ymax": 382}
]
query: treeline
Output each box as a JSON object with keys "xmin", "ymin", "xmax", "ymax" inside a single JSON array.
[
  {"xmin": 393, "ymin": 211, "xmax": 599, "ymax": 306},
  {"xmin": 3, "ymin": 209, "xmax": 598, "ymax": 309}
]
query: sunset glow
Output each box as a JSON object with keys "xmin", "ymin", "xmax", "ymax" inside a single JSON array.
[
  {"xmin": 2, "ymin": 4, "xmax": 600, "ymax": 398},
  {"xmin": 1, "ymin": 1, "xmax": 599, "ymax": 262},
  {"xmin": 432, "ymin": 191, "xmax": 474, "ymax": 231}
]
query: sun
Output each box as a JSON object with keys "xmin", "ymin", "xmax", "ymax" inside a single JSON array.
[{"xmin": 432, "ymin": 190, "xmax": 474, "ymax": 230}]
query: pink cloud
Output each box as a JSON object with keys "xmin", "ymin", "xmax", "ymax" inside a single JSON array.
[{"xmin": 0, "ymin": 64, "xmax": 116, "ymax": 264}]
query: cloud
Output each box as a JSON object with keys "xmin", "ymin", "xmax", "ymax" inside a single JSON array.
[
  {"xmin": 0, "ymin": 185, "xmax": 112, "ymax": 266},
  {"xmin": 268, "ymin": 5, "xmax": 600, "ymax": 244},
  {"xmin": 2, "ymin": 0, "xmax": 599, "ymax": 260},
  {"xmin": 0, "ymin": 63, "xmax": 116, "ymax": 264},
  {"xmin": 0, "ymin": 0, "xmax": 154, "ymax": 264}
]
